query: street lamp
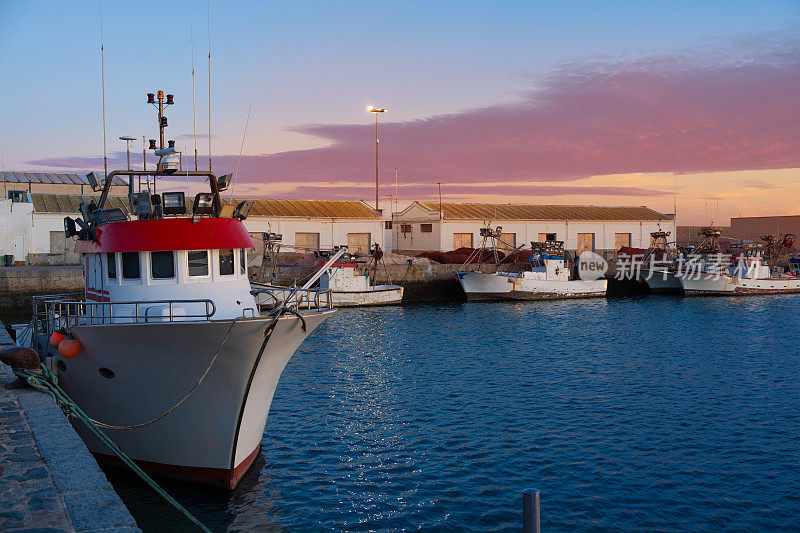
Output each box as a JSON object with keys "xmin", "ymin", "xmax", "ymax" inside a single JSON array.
[
  {"xmin": 118, "ymin": 136, "xmax": 136, "ymax": 171},
  {"xmin": 368, "ymin": 106, "xmax": 386, "ymax": 212}
]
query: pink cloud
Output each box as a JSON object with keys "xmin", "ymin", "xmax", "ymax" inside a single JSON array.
[{"xmin": 29, "ymin": 35, "xmax": 800, "ymax": 202}]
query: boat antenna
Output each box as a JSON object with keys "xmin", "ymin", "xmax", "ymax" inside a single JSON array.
[
  {"xmin": 99, "ymin": 0, "xmax": 108, "ymax": 181},
  {"xmin": 230, "ymin": 101, "xmax": 252, "ymax": 198},
  {"xmin": 191, "ymin": 26, "xmax": 198, "ymax": 171},
  {"xmin": 394, "ymin": 167, "xmax": 398, "ymax": 213},
  {"xmin": 438, "ymin": 181, "xmax": 443, "ymax": 220},
  {"xmin": 673, "ymin": 177, "xmax": 677, "ymax": 220},
  {"xmin": 207, "ymin": 0, "xmax": 212, "ymax": 171}
]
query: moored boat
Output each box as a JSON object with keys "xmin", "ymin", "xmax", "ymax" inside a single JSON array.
[
  {"xmin": 20, "ymin": 91, "xmax": 335, "ymax": 489},
  {"xmin": 456, "ymin": 238, "xmax": 607, "ymax": 301}
]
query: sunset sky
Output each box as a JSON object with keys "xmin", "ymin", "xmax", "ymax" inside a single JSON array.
[{"xmin": 1, "ymin": 1, "xmax": 798, "ymax": 224}]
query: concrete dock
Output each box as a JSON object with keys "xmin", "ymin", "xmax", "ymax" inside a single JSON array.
[{"xmin": 0, "ymin": 327, "xmax": 140, "ymax": 532}]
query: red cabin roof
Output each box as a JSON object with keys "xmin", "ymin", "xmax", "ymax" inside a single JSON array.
[{"xmin": 73, "ymin": 217, "xmax": 255, "ymax": 254}]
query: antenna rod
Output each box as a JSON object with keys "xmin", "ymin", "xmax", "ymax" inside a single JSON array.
[
  {"xmin": 207, "ymin": 0, "xmax": 212, "ymax": 171},
  {"xmin": 438, "ymin": 181, "xmax": 443, "ymax": 220},
  {"xmin": 231, "ymin": 102, "xmax": 252, "ymax": 197},
  {"xmin": 142, "ymin": 136, "xmax": 146, "ymax": 171},
  {"xmin": 191, "ymin": 26, "xmax": 198, "ymax": 171},
  {"xmin": 99, "ymin": 0, "xmax": 108, "ymax": 180},
  {"xmin": 394, "ymin": 167, "xmax": 398, "ymax": 213}
]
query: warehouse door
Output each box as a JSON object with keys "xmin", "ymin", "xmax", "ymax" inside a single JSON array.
[
  {"xmin": 577, "ymin": 233, "xmax": 595, "ymax": 255},
  {"xmin": 295, "ymin": 232, "xmax": 320, "ymax": 252},
  {"xmin": 347, "ymin": 233, "xmax": 371, "ymax": 255},
  {"xmin": 614, "ymin": 233, "xmax": 631, "ymax": 250},
  {"xmin": 497, "ymin": 232, "xmax": 516, "ymax": 251},
  {"xmin": 538, "ymin": 233, "xmax": 557, "ymax": 242},
  {"xmin": 453, "ymin": 233, "xmax": 472, "ymax": 250}
]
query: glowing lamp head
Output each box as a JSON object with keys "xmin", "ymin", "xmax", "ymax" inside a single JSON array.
[{"xmin": 157, "ymin": 90, "xmax": 164, "ymax": 99}]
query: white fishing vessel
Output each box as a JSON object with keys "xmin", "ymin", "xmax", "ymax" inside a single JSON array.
[
  {"xmin": 678, "ymin": 234, "xmax": 800, "ymax": 296},
  {"xmin": 456, "ymin": 237, "xmax": 607, "ymax": 301},
  {"xmin": 636, "ymin": 230, "xmax": 682, "ymax": 293},
  {"xmin": 19, "ymin": 91, "xmax": 337, "ymax": 489},
  {"xmin": 253, "ymin": 246, "xmax": 403, "ymax": 308}
]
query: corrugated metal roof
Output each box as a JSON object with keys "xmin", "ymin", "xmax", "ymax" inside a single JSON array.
[
  {"xmin": 30, "ymin": 193, "xmax": 381, "ymax": 219},
  {"xmin": 417, "ymin": 202, "xmax": 673, "ymax": 221},
  {"xmin": 1, "ymin": 172, "xmax": 127, "ymax": 186}
]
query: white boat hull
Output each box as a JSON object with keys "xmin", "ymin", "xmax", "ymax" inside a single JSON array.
[
  {"xmin": 252, "ymin": 282, "xmax": 403, "ymax": 308},
  {"xmin": 455, "ymin": 271, "xmax": 607, "ymax": 301},
  {"xmin": 639, "ymin": 268, "xmax": 683, "ymax": 293},
  {"xmin": 678, "ymin": 272, "xmax": 800, "ymax": 296},
  {"xmin": 31, "ymin": 312, "xmax": 331, "ymax": 488},
  {"xmin": 331, "ymin": 285, "xmax": 404, "ymax": 307}
]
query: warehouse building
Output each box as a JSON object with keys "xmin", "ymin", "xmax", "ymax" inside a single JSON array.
[
  {"xmin": 729, "ymin": 215, "xmax": 800, "ymax": 241},
  {"xmin": 392, "ymin": 202, "xmax": 676, "ymax": 255},
  {"xmin": 1, "ymin": 193, "xmax": 383, "ymax": 265}
]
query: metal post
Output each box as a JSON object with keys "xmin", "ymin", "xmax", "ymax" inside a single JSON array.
[
  {"xmin": 375, "ymin": 111, "xmax": 379, "ymax": 211},
  {"xmin": 522, "ymin": 489, "xmax": 540, "ymax": 533}
]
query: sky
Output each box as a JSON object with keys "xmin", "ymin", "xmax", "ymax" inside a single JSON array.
[{"xmin": 0, "ymin": 0, "xmax": 798, "ymax": 224}]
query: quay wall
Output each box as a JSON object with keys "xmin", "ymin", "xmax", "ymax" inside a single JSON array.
[{"xmin": 0, "ymin": 266, "xmax": 84, "ymax": 316}]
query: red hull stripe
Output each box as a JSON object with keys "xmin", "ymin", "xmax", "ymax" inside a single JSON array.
[
  {"xmin": 93, "ymin": 444, "xmax": 261, "ymax": 490},
  {"xmin": 74, "ymin": 217, "xmax": 254, "ymax": 254}
]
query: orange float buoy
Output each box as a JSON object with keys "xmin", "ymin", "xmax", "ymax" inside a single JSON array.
[
  {"xmin": 49, "ymin": 330, "xmax": 67, "ymax": 349},
  {"xmin": 58, "ymin": 336, "xmax": 81, "ymax": 359}
]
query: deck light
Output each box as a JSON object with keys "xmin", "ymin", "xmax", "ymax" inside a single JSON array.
[
  {"xmin": 232, "ymin": 200, "xmax": 253, "ymax": 221},
  {"xmin": 192, "ymin": 192, "xmax": 214, "ymax": 216},
  {"xmin": 166, "ymin": 94, "xmax": 174, "ymax": 105},
  {"xmin": 147, "ymin": 93, "xmax": 155, "ymax": 104},
  {"xmin": 216, "ymin": 173, "xmax": 232, "ymax": 191},
  {"xmin": 162, "ymin": 191, "xmax": 187, "ymax": 216},
  {"xmin": 149, "ymin": 139, "xmax": 157, "ymax": 150},
  {"xmin": 157, "ymin": 90, "xmax": 164, "ymax": 99}
]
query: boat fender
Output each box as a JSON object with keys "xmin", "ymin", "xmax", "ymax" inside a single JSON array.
[
  {"xmin": 0, "ymin": 346, "xmax": 40, "ymax": 370},
  {"xmin": 49, "ymin": 328, "xmax": 68, "ymax": 349},
  {"xmin": 58, "ymin": 336, "xmax": 81, "ymax": 359}
]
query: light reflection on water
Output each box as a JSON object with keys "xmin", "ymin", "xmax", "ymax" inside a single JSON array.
[{"xmin": 107, "ymin": 296, "xmax": 799, "ymax": 532}]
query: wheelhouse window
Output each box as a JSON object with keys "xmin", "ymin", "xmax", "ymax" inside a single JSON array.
[
  {"xmin": 240, "ymin": 249, "xmax": 246, "ymax": 275},
  {"xmin": 151, "ymin": 251, "xmax": 175, "ymax": 279},
  {"xmin": 188, "ymin": 250, "xmax": 209, "ymax": 277},
  {"xmin": 121, "ymin": 252, "xmax": 140, "ymax": 279},
  {"xmin": 106, "ymin": 252, "xmax": 116, "ymax": 279},
  {"xmin": 219, "ymin": 249, "xmax": 234, "ymax": 276}
]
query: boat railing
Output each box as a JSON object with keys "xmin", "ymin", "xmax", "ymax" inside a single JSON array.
[
  {"xmin": 250, "ymin": 285, "xmax": 333, "ymax": 313},
  {"xmin": 32, "ymin": 295, "xmax": 216, "ymax": 336}
]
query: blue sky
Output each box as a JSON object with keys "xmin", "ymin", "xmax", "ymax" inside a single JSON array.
[{"xmin": 1, "ymin": 1, "xmax": 798, "ymax": 222}]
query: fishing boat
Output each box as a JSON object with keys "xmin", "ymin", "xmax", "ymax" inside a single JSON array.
[
  {"xmin": 18, "ymin": 91, "xmax": 338, "ymax": 489},
  {"xmin": 252, "ymin": 246, "xmax": 403, "ymax": 308},
  {"xmin": 455, "ymin": 235, "xmax": 607, "ymax": 301},
  {"xmin": 636, "ymin": 230, "xmax": 682, "ymax": 293},
  {"xmin": 677, "ymin": 233, "xmax": 800, "ymax": 296}
]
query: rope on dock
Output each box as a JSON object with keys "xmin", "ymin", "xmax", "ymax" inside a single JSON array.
[{"xmin": 13, "ymin": 363, "xmax": 214, "ymax": 533}]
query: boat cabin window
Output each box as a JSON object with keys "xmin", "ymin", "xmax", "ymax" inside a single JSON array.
[
  {"xmin": 106, "ymin": 252, "xmax": 116, "ymax": 279},
  {"xmin": 121, "ymin": 252, "xmax": 140, "ymax": 280},
  {"xmin": 240, "ymin": 249, "xmax": 246, "ymax": 275},
  {"xmin": 151, "ymin": 251, "xmax": 175, "ymax": 279},
  {"xmin": 219, "ymin": 249, "xmax": 234, "ymax": 276},
  {"xmin": 188, "ymin": 250, "xmax": 209, "ymax": 277}
]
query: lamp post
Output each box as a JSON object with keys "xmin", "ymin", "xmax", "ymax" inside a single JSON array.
[
  {"xmin": 368, "ymin": 106, "xmax": 386, "ymax": 212},
  {"xmin": 119, "ymin": 136, "xmax": 136, "ymax": 171}
]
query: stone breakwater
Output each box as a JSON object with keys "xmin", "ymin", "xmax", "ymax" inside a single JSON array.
[
  {"xmin": 0, "ymin": 327, "xmax": 140, "ymax": 532},
  {"xmin": 0, "ymin": 266, "xmax": 84, "ymax": 316}
]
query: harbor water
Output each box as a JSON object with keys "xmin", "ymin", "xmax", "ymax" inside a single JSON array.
[{"xmin": 107, "ymin": 295, "xmax": 799, "ymax": 531}]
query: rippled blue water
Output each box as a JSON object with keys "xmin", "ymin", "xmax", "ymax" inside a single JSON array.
[{"xmin": 111, "ymin": 295, "xmax": 800, "ymax": 532}]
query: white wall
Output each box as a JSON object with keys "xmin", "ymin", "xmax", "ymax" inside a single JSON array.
[
  {"xmin": 391, "ymin": 206, "xmax": 677, "ymax": 252},
  {"xmin": 0, "ymin": 199, "xmax": 34, "ymax": 261},
  {"xmin": 240, "ymin": 217, "xmax": 385, "ymax": 251}
]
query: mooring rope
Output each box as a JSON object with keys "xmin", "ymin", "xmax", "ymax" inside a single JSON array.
[{"xmin": 13, "ymin": 363, "xmax": 213, "ymax": 533}]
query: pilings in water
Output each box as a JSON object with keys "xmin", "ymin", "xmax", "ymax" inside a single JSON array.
[{"xmin": 522, "ymin": 488, "xmax": 541, "ymax": 533}]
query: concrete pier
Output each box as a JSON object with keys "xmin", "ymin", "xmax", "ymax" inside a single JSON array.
[
  {"xmin": 0, "ymin": 265, "xmax": 84, "ymax": 315},
  {"xmin": 0, "ymin": 327, "xmax": 140, "ymax": 532}
]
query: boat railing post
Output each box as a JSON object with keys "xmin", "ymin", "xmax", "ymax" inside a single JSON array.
[{"xmin": 522, "ymin": 489, "xmax": 540, "ymax": 533}]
